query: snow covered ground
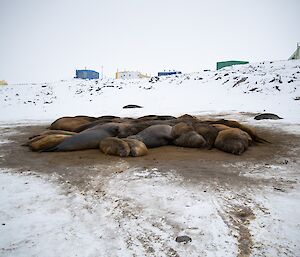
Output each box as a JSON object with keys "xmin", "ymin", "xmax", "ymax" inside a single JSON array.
[
  {"xmin": 0, "ymin": 60, "xmax": 299, "ymax": 123},
  {"xmin": 0, "ymin": 60, "xmax": 300, "ymax": 256}
]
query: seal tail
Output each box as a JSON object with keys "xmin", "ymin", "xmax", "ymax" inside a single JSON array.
[{"xmin": 254, "ymin": 136, "xmax": 271, "ymax": 144}]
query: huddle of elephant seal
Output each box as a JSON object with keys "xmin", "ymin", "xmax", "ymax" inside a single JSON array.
[
  {"xmin": 128, "ymin": 124, "xmax": 173, "ymax": 148},
  {"xmin": 254, "ymin": 113, "xmax": 283, "ymax": 120},
  {"xmin": 26, "ymin": 114, "xmax": 270, "ymax": 155},
  {"xmin": 214, "ymin": 128, "xmax": 251, "ymax": 155},
  {"xmin": 100, "ymin": 137, "xmax": 131, "ymax": 157}
]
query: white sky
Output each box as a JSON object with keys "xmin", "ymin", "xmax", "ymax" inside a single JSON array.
[{"xmin": 0, "ymin": 0, "xmax": 299, "ymax": 83}]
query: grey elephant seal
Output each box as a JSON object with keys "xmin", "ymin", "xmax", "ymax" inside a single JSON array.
[
  {"xmin": 123, "ymin": 138, "xmax": 148, "ymax": 157},
  {"xmin": 128, "ymin": 124, "xmax": 173, "ymax": 148},
  {"xmin": 43, "ymin": 122, "xmax": 120, "ymax": 151},
  {"xmin": 100, "ymin": 137, "xmax": 130, "ymax": 157},
  {"xmin": 173, "ymin": 131, "xmax": 207, "ymax": 148},
  {"xmin": 214, "ymin": 128, "xmax": 251, "ymax": 155},
  {"xmin": 254, "ymin": 113, "xmax": 283, "ymax": 120}
]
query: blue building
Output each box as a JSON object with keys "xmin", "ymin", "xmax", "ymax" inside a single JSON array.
[
  {"xmin": 75, "ymin": 69, "xmax": 99, "ymax": 80},
  {"xmin": 158, "ymin": 71, "xmax": 182, "ymax": 76}
]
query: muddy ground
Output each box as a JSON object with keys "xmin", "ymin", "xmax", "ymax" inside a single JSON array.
[{"xmin": 1, "ymin": 122, "xmax": 300, "ymax": 257}]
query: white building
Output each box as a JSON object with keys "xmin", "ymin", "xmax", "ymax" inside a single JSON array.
[
  {"xmin": 115, "ymin": 71, "xmax": 149, "ymax": 79},
  {"xmin": 289, "ymin": 43, "xmax": 300, "ymax": 60}
]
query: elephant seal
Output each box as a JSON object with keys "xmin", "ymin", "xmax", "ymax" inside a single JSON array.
[
  {"xmin": 211, "ymin": 124, "xmax": 231, "ymax": 132},
  {"xmin": 171, "ymin": 122, "xmax": 194, "ymax": 138},
  {"xmin": 214, "ymin": 128, "xmax": 251, "ymax": 155},
  {"xmin": 100, "ymin": 137, "xmax": 130, "ymax": 157},
  {"xmin": 193, "ymin": 123, "xmax": 218, "ymax": 149},
  {"xmin": 49, "ymin": 116, "xmax": 97, "ymax": 131},
  {"xmin": 173, "ymin": 131, "xmax": 207, "ymax": 148},
  {"xmin": 211, "ymin": 119, "xmax": 269, "ymax": 143},
  {"xmin": 43, "ymin": 122, "xmax": 120, "ymax": 151},
  {"xmin": 123, "ymin": 138, "xmax": 148, "ymax": 157},
  {"xmin": 28, "ymin": 130, "xmax": 76, "ymax": 140},
  {"xmin": 28, "ymin": 134, "xmax": 72, "ymax": 152},
  {"xmin": 254, "ymin": 113, "xmax": 283, "ymax": 120},
  {"xmin": 128, "ymin": 124, "xmax": 173, "ymax": 148}
]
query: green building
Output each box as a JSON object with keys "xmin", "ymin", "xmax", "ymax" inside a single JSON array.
[{"xmin": 216, "ymin": 60, "xmax": 249, "ymax": 70}]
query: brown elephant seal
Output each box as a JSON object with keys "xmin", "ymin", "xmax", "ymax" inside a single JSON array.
[
  {"xmin": 211, "ymin": 124, "xmax": 231, "ymax": 132},
  {"xmin": 211, "ymin": 119, "xmax": 269, "ymax": 143},
  {"xmin": 28, "ymin": 130, "xmax": 76, "ymax": 140},
  {"xmin": 100, "ymin": 137, "xmax": 130, "ymax": 157},
  {"xmin": 171, "ymin": 122, "xmax": 194, "ymax": 138},
  {"xmin": 123, "ymin": 138, "xmax": 148, "ymax": 157},
  {"xmin": 193, "ymin": 123, "xmax": 218, "ymax": 149},
  {"xmin": 49, "ymin": 116, "xmax": 97, "ymax": 131},
  {"xmin": 128, "ymin": 124, "xmax": 173, "ymax": 148},
  {"xmin": 43, "ymin": 122, "xmax": 121, "ymax": 151},
  {"xmin": 28, "ymin": 134, "xmax": 72, "ymax": 152},
  {"xmin": 214, "ymin": 128, "xmax": 251, "ymax": 155},
  {"xmin": 173, "ymin": 131, "xmax": 207, "ymax": 148}
]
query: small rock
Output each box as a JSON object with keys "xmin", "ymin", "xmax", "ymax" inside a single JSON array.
[
  {"xmin": 123, "ymin": 104, "xmax": 143, "ymax": 109},
  {"xmin": 175, "ymin": 235, "xmax": 192, "ymax": 244}
]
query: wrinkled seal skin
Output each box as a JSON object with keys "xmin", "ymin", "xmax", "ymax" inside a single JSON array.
[
  {"xmin": 211, "ymin": 124, "xmax": 231, "ymax": 132},
  {"xmin": 123, "ymin": 138, "xmax": 148, "ymax": 157},
  {"xmin": 49, "ymin": 116, "xmax": 98, "ymax": 131},
  {"xmin": 254, "ymin": 113, "xmax": 283, "ymax": 120},
  {"xmin": 28, "ymin": 134, "xmax": 72, "ymax": 152},
  {"xmin": 214, "ymin": 128, "xmax": 251, "ymax": 155},
  {"xmin": 171, "ymin": 122, "xmax": 194, "ymax": 139},
  {"xmin": 128, "ymin": 124, "xmax": 173, "ymax": 148},
  {"xmin": 173, "ymin": 131, "xmax": 207, "ymax": 148},
  {"xmin": 43, "ymin": 123, "xmax": 120, "ymax": 151},
  {"xmin": 193, "ymin": 123, "xmax": 218, "ymax": 149},
  {"xmin": 100, "ymin": 137, "xmax": 131, "ymax": 157}
]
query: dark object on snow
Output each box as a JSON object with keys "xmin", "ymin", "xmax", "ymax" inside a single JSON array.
[
  {"xmin": 175, "ymin": 235, "xmax": 192, "ymax": 244},
  {"xmin": 123, "ymin": 104, "xmax": 143, "ymax": 109},
  {"xmin": 254, "ymin": 113, "xmax": 283, "ymax": 120}
]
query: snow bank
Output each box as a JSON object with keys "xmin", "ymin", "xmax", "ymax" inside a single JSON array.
[{"xmin": 0, "ymin": 60, "xmax": 299, "ymax": 123}]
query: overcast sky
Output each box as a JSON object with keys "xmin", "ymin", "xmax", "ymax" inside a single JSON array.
[{"xmin": 0, "ymin": 0, "xmax": 299, "ymax": 83}]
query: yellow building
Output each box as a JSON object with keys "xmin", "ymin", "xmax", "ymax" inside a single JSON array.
[
  {"xmin": 0, "ymin": 80, "xmax": 8, "ymax": 86},
  {"xmin": 115, "ymin": 71, "xmax": 150, "ymax": 79}
]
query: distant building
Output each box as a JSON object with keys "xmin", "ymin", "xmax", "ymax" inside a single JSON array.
[
  {"xmin": 289, "ymin": 43, "xmax": 300, "ymax": 60},
  {"xmin": 115, "ymin": 71, "xmax": 149, "ymax": 79},
  {"xmin": 75, "ymin": 69, "xmax": 99, "ymax": 80},
  {"xmin": 157, "ymin": 71, "xmax": 182, "ymax": 76},
  {"xmin": 216, "ymin": 61, "xmax": 249, "ymax": 70},
  {"xmin": 0, "ymin": 80, "xmax": 8, "ymax": 86}
]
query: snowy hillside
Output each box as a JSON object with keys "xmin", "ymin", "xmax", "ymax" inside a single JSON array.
[{"xmin": 0, "ymin": 60, "xmax": 299, "ymax": 122}]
